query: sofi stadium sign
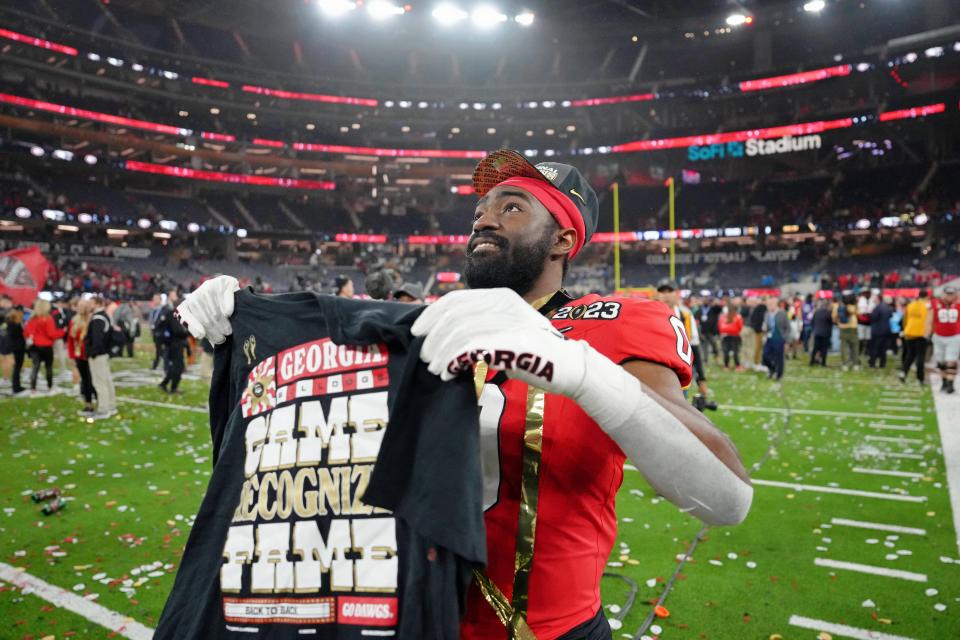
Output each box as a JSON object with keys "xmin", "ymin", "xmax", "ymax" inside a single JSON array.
[{"xmin": 688, "ymin": 134, "xmax": 822, "ymax": 161}]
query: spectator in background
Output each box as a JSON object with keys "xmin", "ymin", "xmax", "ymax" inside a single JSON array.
[
  {"xmin": 67, "ymin": 298, "xmax": 96, "ymax": 416},
  {"xmin": 0, "ymin": 294, "xmax": 12, "ymax": 386},
  {"xmin": 800, "ymin": 294, "xmax": 815, "ymax": 353},
  {"xmin": 156, "ymin": 290, "xmax": 189, "ymax": 394},
  {"xmin": 51, "ymin": 298, "xmax": 72, "ymax": 382},
  {"xmin": 702, "ymin": 298, "xmax": 723, "ymax": 365},
  {"xmin": 856, "ymin": 291, "xmax": 875, "ymax": 356},
  {"xmin": 834, "ymin": 293, "xmax": 860, "ymax": 371},
  {"xmin": 113, "ymin": 301, "xmax": 138, "ymax": 358},
  {"xmin": 149, "ymin": 294, "xmax": 165, "ymax": 370},
  {"xmin": 809, "ymin": 299, "xmax": 834, "ymax": 366},
  {"xmin": 749, "ymin": 296, "xmax": 769, "ymax": 371},
  {"xmin": 334, "ymin": 275, "xmax": 354, "ymax": 298},
  {"xmin": 762, "ymin": 298, "xmax": 792, "ymax": 381},
  {"xmin": 85, "ymin": 295, "xmax": 117, "ymax": 419},
  {"xmin": 739, "ymin": 297, "xmax": 756, "ymax": 369},
  {"xmin": 868, "ymin": 296, "xmax": 894, "ymax": 369},
  {"xmin": 889, "ymin": 299, "xmax": 904, "ymax": 357},
  {"xmin": 900, "ymin": 290, "xmax": 929, "ymax": 385},
  {"xmin": 24, "ymin": 299, "xmax": 65, "ymax": 394},
  {"xmin": 718, "ymin": 304, "xmax": 743, "ymax": 370},
  {"xmin": 5, "ymin": 306, "xmax": 26, "ymax": 395},
  {"xmin": 392, "ymin": 282, "xmax": 425, "ymax": 304}
]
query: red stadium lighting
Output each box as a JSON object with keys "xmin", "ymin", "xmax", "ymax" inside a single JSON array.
[
  {"xmin": 570, "ymin": 93, "xmax": 655, "ymax": 107},
  {"xmin": 407, "ymin": 235, "xmax": 471, "ymax": 245},
  {"xmin": 241, "ymin": 84, "xmax": 378, "ymax": 107},
  {"xmin": 124, "ymin": 160, "xmax": 336, "ymax": 190},
  {"xmin": 293, "ymin": 142, "xmax": 486, "ymax": 159},
  {"xmin": 335, "ymin": 233, "xmax": 388, "ymax": 243},
  {"xmin": 878, "ymin": 103, "xmax": 945, "ymax": 122},
  {"xmin": 191, "ymin": 77, "xmax": 230, "ymax": 88},
  {"xmin": 738, "ymin": 64, "xmax": 851, "ymax": 92},
  {"xmin": 0, "ymin": 27, "xmax": 77, "ymax": 56},
  {"xmin": 451, "ymin": 185, "xmax": 474, "ymax": 195},
  {"xmin": 0, "ymin": 93, "xmax": 191, "ymax": 136},
  {"xmin": 201, "ymin": 132, "xmax": 237, "ymax": 142},
  {"xmin": 251, "ymin": 138, "xmax": 286, "ymax": 148}
]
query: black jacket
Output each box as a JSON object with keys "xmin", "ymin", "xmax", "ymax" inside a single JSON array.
[
  {"xmin": 85, "ymin": 310, "xmax": 113, "ymax": 358},
  {"xmin": 749, "ymin": 304, "xmax": 768, "ymax": 332},
  {"xmin": 870, "ymin": 302, "xmax": 893, "ymax": 336},
  {"xmin": 4, "ymin": 319, "xmax": 25, "ymax": 352},
  {"xmin": 155, "ymin": 304, "xmax": 189, "ymax": 345},
  {"xmin": 812, "ymin": 308, "xmax": 834, "ymax": 338}
]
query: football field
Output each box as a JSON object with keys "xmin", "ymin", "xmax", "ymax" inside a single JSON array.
[{"xmin": 1, "ymin": 346, "xmax": 958, "ymax": 640}]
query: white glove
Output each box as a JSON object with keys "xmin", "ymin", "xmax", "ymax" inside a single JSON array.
[
  {"xmin": 410, "ymin": 288, "xmax": 590, "ymax": 397},
  {"xmin": 175, "ymin": 275, "xmax": 240, "ymax": 345}
]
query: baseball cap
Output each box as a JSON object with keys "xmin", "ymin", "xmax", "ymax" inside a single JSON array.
[
  {"xmin": 944, "ymin": 286, "xmax": 957, "ymax": 294},
  {"xmin": 472, "ymin": 149, "xmax": 598, "ymax": 259},
  {"xmin": 656, "ymin": 278, "xmax": 680, "ymax": 292},
  {"xmin": 393, "ymin": 282, "xmax": 424, "ymax": 301}
]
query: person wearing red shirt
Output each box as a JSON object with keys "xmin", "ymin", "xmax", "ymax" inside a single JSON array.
[
  {"xmin": 67, "ymin": 298, "xmax": 97, "ymax": 415},
  {"xmin": 23, "ymin": 298, "xmax": 66, "ymax": 393},
  {"xmin": 927, "ymin": 286, "xmax": 960, "ymax": 394},
  {"xmin": 176, "ymin": 151, "xmax": 753, "ymax": 640},
  {"xmin": 718, "ymin": 305, "xmax": 744, "ymax": 370}
]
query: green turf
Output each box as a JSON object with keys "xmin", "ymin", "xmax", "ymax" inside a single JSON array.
[{"xmin": 1, "ymin": 346, "xmax": 958, "ymax": 639}]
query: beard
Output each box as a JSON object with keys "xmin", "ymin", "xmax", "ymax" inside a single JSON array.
[{"xmin": 463, "ymin": 224, "xmax": 554, "ymax": 296}]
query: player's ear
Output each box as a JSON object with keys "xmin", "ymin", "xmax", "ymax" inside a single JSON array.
[{"xmin": 553, "ymin": 228, "xmax": 577, "ymax": 259}]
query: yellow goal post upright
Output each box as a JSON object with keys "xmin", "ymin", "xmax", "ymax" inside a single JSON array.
[{"xmin": 612, "ymin": 177, "xmax": 675, "ymax": 295}]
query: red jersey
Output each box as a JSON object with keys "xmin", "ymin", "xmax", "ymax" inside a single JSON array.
[
  {"xmin": 66, "ymin": 318, "xmax": 87, "ymax": 360},
  {"xmin": 931, "ymin": 299, "xmax": 960, "ymax": 337},
  {"xmin": 461, "ymin": 294, "xmax": 693, "ymax": 640},
  {"xmin": 23, "ymin": 315, "xmax": 65, "ymax": 348}
]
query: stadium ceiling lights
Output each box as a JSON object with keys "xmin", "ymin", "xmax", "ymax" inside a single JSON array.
[
  {"xmin": 432, "ymin": 3, "xmax": 468, "ymax": 24},
  {"xmin": 317, "ymin": 0, "xmax": 357, "ymax": 17},
  {"xmin": 515, "ymin": 11, "xmax": 535, "ymax": 27},
  {"xmin": 725, "ymin": 13, "xmax": 752, "ymax": 26},
  {"xmin": 367, "ymin": 1, "xmax": 406, "ymax": 20},
  {"xmin": 803, "ymin": 0, "xmax": 826, "ymax": 12},
  {"xmin": 472, "ymin": 5, "xmax": 508, "ymax": 28}
]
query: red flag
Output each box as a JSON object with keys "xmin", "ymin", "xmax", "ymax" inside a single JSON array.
[{"xmin": 0, "ymin": 247, "xmax": 50, "ymax": 306}]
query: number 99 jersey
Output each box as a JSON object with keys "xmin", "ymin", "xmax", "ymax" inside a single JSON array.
[
  {"xmin": 461, "ymin": 293, "xmax": 693, "ymax": 640},
  {"xmin": 931, "ymin": 299, "xmax": 960, "ymax": 337}
]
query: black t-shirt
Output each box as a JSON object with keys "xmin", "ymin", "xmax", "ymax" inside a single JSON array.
[{"xmin": 156, "ymin": 289, "xmax": 485, "ymax": 639}]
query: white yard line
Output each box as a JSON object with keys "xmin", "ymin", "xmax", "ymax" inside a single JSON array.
[
  {"xmin": 813, "ymin": 558, "xmax": 927, "ymax": 582},
  {"xmin": 931, "ymin": 385, "xmax": 960, "ymax": 555},
  {"xmin": 864, "ymin": 435, "xmax": 924, "ymax": 445},
  {"xmin": 867, "ymin": 423, "xmax": 924, "ymax": 432},
  {"xmin": 0, "ymin": 562, "xmax": 154, "ymax": 639},
  {"xmin": 752, "ymin": 479, "xmax": 926, "ymax": 502},
  {"xmin": 723, "ymin": 405, "xmax": 925, "ymax": 420},
  {"xmin": 851, "ymin": 467, "xmax": 925, "ymax": 479},
  {"xmin": 789, "ymin": 615, "xmax": 917, "ymax": 640},
  {"xmin": 117, "ymin": 396, "xmax": 207, "ymax": 413},
  {"xmin": 876, "ymin": 407, "xmax": 921, "ymax": 415},
  {"xmin": 829, "ymin": 518, "xmax": 926, "ymax": 536},
  {"xmin": 857, "ymin": 451, "xmax": 926, "ymax": 460}
]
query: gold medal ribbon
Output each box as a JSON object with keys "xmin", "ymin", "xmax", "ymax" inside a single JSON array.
[{"xmin": 469, "ymin": 291, "xmax": 557, "ymax": 640}]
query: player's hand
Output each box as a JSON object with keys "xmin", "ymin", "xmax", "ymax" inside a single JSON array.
[
  {"xmin": 411, "ymin": 288, "xmax": 588, "ymax": 396},
  {"xmin": 175, "ymin": 275, "xmax": 240, "ymax": 345}
]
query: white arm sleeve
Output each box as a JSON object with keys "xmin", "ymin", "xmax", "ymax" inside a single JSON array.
[{"xmin": 570, "ymin": 342, "xmax": 753, "ymax": 526}]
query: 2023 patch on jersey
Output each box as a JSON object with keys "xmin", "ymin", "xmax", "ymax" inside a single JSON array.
[{"xmin": 156, "ymin": 290, "xmax": 485, "ymax": 640}]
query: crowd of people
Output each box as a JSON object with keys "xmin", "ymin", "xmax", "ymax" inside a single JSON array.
[{"xmin": 668, "ymin": 284, "xmax": 960, "ymax": 394}]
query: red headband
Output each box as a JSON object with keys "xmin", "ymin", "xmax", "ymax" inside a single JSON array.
[{"xmin": 495, "ymin": 176, "xmax": 586, "ymax": 260}]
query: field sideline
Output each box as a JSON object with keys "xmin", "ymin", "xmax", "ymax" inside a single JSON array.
[{"xmin": 1, "ymin": 345, "xmax": 958, "ymax": 639}]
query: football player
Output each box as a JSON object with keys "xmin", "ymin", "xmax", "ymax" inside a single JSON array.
[{"xmin": 177, "ymin": 150, "xmax": 752, "ymax": 640}]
